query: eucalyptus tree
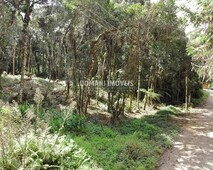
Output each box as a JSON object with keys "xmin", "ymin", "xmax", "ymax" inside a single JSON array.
[
  {"xmin": 186, "ymin": 0, "xmax": 213, "ymax": 83},
  {"xmin": 0, "ymin": 1, "xmax": 18, "ymax": 98},
  {"xmin": 0, "ymin": 0, "xmax": 203, "ymax": 122},
  {"xmin": 1, "ymin": 0, "xmax": 47, "ymax": 102}
]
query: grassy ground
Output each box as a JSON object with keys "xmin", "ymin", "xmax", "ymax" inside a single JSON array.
[
  {"xmin": 73, "ymin": 117, "xmax": 179, "ymax": 170},
  {"xmin": 45, "ymin": 106, "xmax": 180, "ymax": 170},
  {"xmin": 1, "ymin": 75, "xmax": 207, "ymax": 169},
  {"xmin": 1, "ymin": 75, "xmax": 185, "ymax": 169}
]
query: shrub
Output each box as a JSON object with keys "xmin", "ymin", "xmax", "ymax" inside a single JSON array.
[
  {"xmin": 156, "ymin": 105, "xmax": 180, "ymax": 116},
  {"xmin": 9, "ymin": 131, "xmax": 96, "ymax": 169},
  {"xmin": 191, "ymin": 89, "xmax": 209, "ymax": 106},
  {"xmin": 0, "ymin": 103, "xmax": 99, "ymax": 170},
  {"xmin": 49, "ymin": 110, "xmax": 87, "ymax": 134},
  {"xmin": 65, "ymin": 114, "xmax": 87, "ymax": 133},
  {"xmin": 18, "ymin": 103, "xmax": 31, "ymax": 116}
]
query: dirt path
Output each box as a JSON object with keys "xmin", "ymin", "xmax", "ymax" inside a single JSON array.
[{"xmin": 157, "ymin": 90, "xmax": 213, "ymax": 170}]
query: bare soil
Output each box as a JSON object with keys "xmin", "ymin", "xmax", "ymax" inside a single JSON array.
[{"xmin": 157, "ymin": 90, "xmax": 213, "ymax": 170}]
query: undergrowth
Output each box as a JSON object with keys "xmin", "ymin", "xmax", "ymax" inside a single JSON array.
[
  {"xmin": 191, "ymin": 89, "xmax": 209, "ymax": 106},
  {"xmin": 0, "ymin": 102, "xmax": 99, "ymax": 169},
  {"xmin": 0, "ymin": 100, "xmax": 180, "ymax": 170},
  {"xmin": 70, "ymin": 115, "xmax": 179, "ymax": 170}
]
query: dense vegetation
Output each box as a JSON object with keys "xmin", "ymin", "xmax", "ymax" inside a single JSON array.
[
  {"xmin": 0, "ymin": 0, "xmax": 204, "ymax": 113},
  {"xmin": 0, "ymin": 0, "xmax": 212, "ymax": 169},
  {"xmin": 0, "ymin": 101, "xmax": 180, "ymax": 169}
]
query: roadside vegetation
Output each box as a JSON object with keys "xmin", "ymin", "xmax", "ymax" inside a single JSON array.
[
  {"xmin": 0, "ymin": 0, "xmax": 212, "ymax": 169},
  {"xmin": 191, "ymin": 89, "xmax": 209, "ymax": 106},
  {"xmin": 0, "ymin": 100, "xmax": 181, "ymax": 170}
]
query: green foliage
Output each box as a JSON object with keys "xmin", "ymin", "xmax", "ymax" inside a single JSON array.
[
  {"xmin": 140, "ymin": 88, "xmax": 161, "ymax": 102},
  {"xmin": 0, "ymin": 103, "xmax": 98, "ymax": 170},
  {"xmin": 70, "ymin": 113, "xmax": 179, "ymax": 169},
  {"xmin": 18, "ymin": 103, "xmax": 31, "ymax": 116},
  {"xmin": 65, "ymin": 114, "xmax": 87, "ymax": 133},
  {"xmin": 66, "ymin": 0, "xmax": 77, "ymax": 10},
  {"xmin": 191, "ymin": 89, "xmax": 209, "ymax": 106},
  {"xmin": 125, "ymin": 3, "xmax": 146, "ymax": 16},
  {"xmin": 8, "ymin": 132, "xmax": 94, "ymax": 169},
  {"xmin": 49, "ymin": 110, "xmax": 87, "ymax": 133},
  {"xmin": 156, "ymin": 105, "xmax": 180, "ymax": 116}
]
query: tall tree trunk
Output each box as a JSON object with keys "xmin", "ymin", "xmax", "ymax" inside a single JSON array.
[
  {"xmin": 19, "ymin": 33, "xmax": 28, "ymax": 103},
  {"xmin": 185, "ymin": 72, "xmax": 189, "ymax": 110},
  {"xmin": 143, "ymin": 93, "xmax": 148, "ymax": 110},
  {"xmin": 19, "ymin": 0, "xmax": 32, "ymax": 103},
  {"xmin": 137, "ymin": 24, "xmax": 141, "ymax": 110},
  {"xmin": 137, "ymin": 64, "xmax": 141, "ymax": 110},
  {"xmin": 0, "ymin": 71, "xmax": 3, "ymax": 90},
  {"xmin": 27, "ymin": 38, "xmax": 32, "ymax": 73},
  {"xmin": 129, "ymin": 92, "xmax": 133, "ymax": 112},
  {"xmin": 12, "ymin": 42, "xmax": 17, "ymax": 75}
]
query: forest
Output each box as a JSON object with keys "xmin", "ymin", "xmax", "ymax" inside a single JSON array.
[{"xmin": 0, "ymin": 0, "xmax": 212, "ymax": 169}]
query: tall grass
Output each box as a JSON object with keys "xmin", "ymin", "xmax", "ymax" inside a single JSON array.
[{"xmin": 0, "ymin": 102, "xmax": 99, "ymax": 169}]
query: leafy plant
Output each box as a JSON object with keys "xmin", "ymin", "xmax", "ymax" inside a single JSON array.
[
  {"xmin": 0, "ymin": 102, "xmax": 99, "ymax": 170},
  {"xmin": 49, "ymin": 110, "xmax": 87, "ymax": 133},
  {"xmin": 19, "ymin": 104, "xmax": 30, "ymax": 116},
  {"xmin": 140, "ymin": 89, "xmax": 161, "ymax": 102},
  {"xmin": 65, "ymin": 114, "xmax": 87, "ymax": 133}
]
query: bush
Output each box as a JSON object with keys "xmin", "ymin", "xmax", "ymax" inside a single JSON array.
[
  {"xmin": 8, "ymin": 131, "xmax": 96, "ymax": 169},
  {"xmin": 65, "ymin": 114, "xmax": 87, "ymax": 133},
  {"xmin": 49, "ymin": 110, "xmax": 87, "ymax": 133},
  {"xmin": 156, "ymin": 105, "xmax": 180, "ymax": 116},
  {"xmin": 191, "ymin": 89, "xmax": 209, "ymax": 106},
  {"xmin": 0, "ymin": 103, "xmax": 99, "ymax": 170}
]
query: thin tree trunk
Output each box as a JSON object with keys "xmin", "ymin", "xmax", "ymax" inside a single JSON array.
[
  {"xmin": 12, "ymin": 42, "xmax": 17, "ymax": 75},
  {"xmin": 129, "ymin": 92, "xmax": 133, "ymax": 112},
  {"xmin": 0, "ymin": 72, "xmax": 3, "ymax": 91},
  {"xmin": 19, "ymin": 37, "xmax": 28, "ymax": 103},
  {"xmin": 137, "ymin": 23, "xmax": 141, "ymax": 110},
  {"xmin": 185, "ymin": 72, "xmax": 189, "ymax": 110},
  {"xmin": 143, "ymin": 93, "xmax": 148, "ymax": 110},
  {"xmin": 27, "ymin": 38, "xmax": 32, "ymax": 73},
  {"xmin": 19, "ymin": 0, "xmax": 32, "ymax": 103},
  {"xmin": 137, "ymin": 64, "xmax": 141, "ymax": 110}
]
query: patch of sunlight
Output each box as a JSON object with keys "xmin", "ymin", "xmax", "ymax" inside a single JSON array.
[
  {"xmin": 174, "ymin": 145, "xmax": 184, "ymax": 150},
  {"xmin": 203, "ymin": 112, "xmax": 213, "ymax": 116},
  {"xmin": 186, "ymin": 144, "xmax": 197, "ymax": 150},
  {"xmin": 207, "ymin": 132, "xmax": 213, "ymax": 138},
  {"xmin": 174, "ymin": 142, "xmax": 183, "ymax": 145},
  {"xmin": 196, "ymin": 132, "xmax": 206, "ymax": 136},
  {"xmin": 191, "ymin": 126, "xmax": 205, "ymax": 129},
  {"xmin": 207, "ymin": 162, "xmax": 213, "ymax": 166},
  {"xmin": 185, "ymin": 150, "xmax": 192, "ymax": 155},
  {"xmin": 177, "ymin": 158, "xmax": 184, "ymax": 163},
  {"xmin": 191, "ymin": 159, "xmax": 200, "ymax": 164},
  {"xmin": 175, "ymin": 165, "xmax": 189, "ymax": 170},
  {"xmin": 174, "ymin": 142, "xmax": 184, "ymax": 150},
  {"xmin": 203, "ymin": 168, "xmax": 211, "ymax": 170}
]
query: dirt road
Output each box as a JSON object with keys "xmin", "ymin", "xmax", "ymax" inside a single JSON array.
[{"xmin": 157, "ymin": 90, "xmax": 213, "ymax": 170}]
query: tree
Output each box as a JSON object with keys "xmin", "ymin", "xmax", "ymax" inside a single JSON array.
[{"xmin": 185, "ymin": 0, "xmax": 213, "ymax": 83}]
